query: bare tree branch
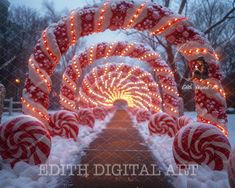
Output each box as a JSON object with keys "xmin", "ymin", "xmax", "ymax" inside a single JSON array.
[
  {"xmin": 204, "ymin": 7, "xmax": 235, "ymax": 34},
  {"xmin": 164, "ymin": 0, "xmax": 170, "ymax": 7},
  {"xmin": 42, "ymin": 0, "xmax": 60, "ymax": 23},
  {"xmin": 178, "ymin": 0, "xmax": 187, "ymax": 14},
  {"xmin": 155, "ymin": 36, "xmax": 167, "ymax": 49}
]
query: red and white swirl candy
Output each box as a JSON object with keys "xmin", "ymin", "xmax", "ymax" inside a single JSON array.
[
  {"xmin": 148, "ymin": 112, "xmax": 177, "ymax": 137},
  {"xmin": 92, "ymin": 107, "xmax": 107, "ymax": 121},
  {"xmin": 177, "ymin": 115, "xmax": 193, "ymax": 130},
  {"xmin": 77, "ymin": 64, "xmax": 161, "ymax": 114},
  {"xmin": 0, "ymin": 115, "xmax": 51, "ymax": 166},
  {"xmin": 60, "ymin": 42, "xmax": 180, "ymax": 117},
  {"xmin": 136, "ymin": 110, "xmax": 151, "ymax": 123},
  {"xmin": 76, "ymin": 109, "xmax": 95, "ymax": 128},
  {"xmin": 49, "ymin": 110, "xmax": 79, "ymax": 140},
  {"xmin": 22, "ymin": 0, "xmax": 227, "ymax": 135},
  {"xmin": 173, "ymin": 122, "xmax": 231, "ymax": 170}
]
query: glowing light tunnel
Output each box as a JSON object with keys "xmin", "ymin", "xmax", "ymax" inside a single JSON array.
[
  {"xmin": 60, "ymin": 41, "xmax": 180, "ymax": 117},
  {"xmin": 22, "ymin": 0, "xmax": 227, "ymax": 134},
  {"xmin": 77, "ymin": 63, "xmax": 162, "ymax": 112}
]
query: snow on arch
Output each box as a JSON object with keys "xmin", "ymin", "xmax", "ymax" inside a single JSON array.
[
  {"xmin": 22, "ymin": 0, "xmax": 227, "ymax": 135},
  {"xmin": 77, "ymin": 63, "xmax": 162, "ymax": 111},
  {"xmin": 59, "ymin": 41, "xmax": 181, "ymax": 117}
]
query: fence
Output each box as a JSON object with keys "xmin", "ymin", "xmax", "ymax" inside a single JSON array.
[{"xmin": 4, "ymin": 98, "xmax": 22, "ymax": 115}]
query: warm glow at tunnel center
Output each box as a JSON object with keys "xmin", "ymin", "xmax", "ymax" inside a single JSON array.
[
  {"xmin": 105, "ymin": 90, "xmax": 135, "ymax": 107},
  {"xmin": 77, "ymin": 64, "xmax": 161, "ymax": 111},
  {"xmin": 79, "ymin": 78, "xmax": 158, "ymax": 110}
]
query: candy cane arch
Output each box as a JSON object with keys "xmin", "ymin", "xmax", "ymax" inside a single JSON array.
[
  {"xmin": 60, "ymin": 41, "xmax": 180, "ymax": 117},
  {"xmin": 22, "ymin": 0, "xmax": 227, "ymax": 135},
  {"xmin": 77, "ymin": 64, "xmax": 162, "ymax": 111}
]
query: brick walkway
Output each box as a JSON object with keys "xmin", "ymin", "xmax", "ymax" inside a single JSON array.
[{"xmin": 69, "ymin": 110, "xmax": 173, "ymax": 188}]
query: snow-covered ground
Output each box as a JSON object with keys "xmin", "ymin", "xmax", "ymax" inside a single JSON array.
[
  {"xmin": 133, "ymin": 112, "xmax": 234, "ymax": 188},
  {"xmin": 0, "ymin": 111, "xmax": 234, "ymax": 188},
  {"xmin": 0, "ymin": 112, "xmax": 114, "ymax": 188}
]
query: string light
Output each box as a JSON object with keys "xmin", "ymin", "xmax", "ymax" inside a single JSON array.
[
  {"xmin": 89, "ymin": 46, "xmax": 94, "ymax": 65},
  {"xmin": 121, "ymin": 43, "xmax": 134, "ymax": 56},
  {"xmin": 78, "ymin": 64, "xmax": 162, "ymax": 111},
  {"xmin": 125, "ymin": 3, "xmax": 146, "ymax": 29},
  {"xmin": 22, "ymin": 1, "xmax": 226, "ymax": 139},
  {"xmin": 70, "ymin": 11, "xmax": 77, "ymax": 45},
  {"xmin": 21, "ymin": 98, "xmax": 49, "ymax": 120},
  {"xmin": 60, "ymin": 42, "xmax": 180, "ymax": 115},
  {"xmin": 194, "ymin": 79, "xmax": 225, "ymax": 97},
  {"xmin": 139, "ymin": 52, "xmax": 160, "ymax": 61},
  {"xmin": 198, "ymin": 116, "xmax": 228, "ymax": 136},
  {"xmin": 60, "ymin": 95, "xmax": 76, "ymax": 110},
  {"xmin": 97, "ymin": 0, "xmax": 110, "ymax": 32},
  {"xmin": 42, "ymin": 30, "xmax": 58, "ymax": 63},
  {"xmin": 72, "ymin": 56, "xmax": 81, "ymax": 76},
  {"xmin": 182, "ymin": 48, "xmax": 219, "ymax": 60},
  {"xmin": 62, "ymin": 75, "xmax": 76, "ymax": 91},
  {"xmin": 29, "ymin": 58, "xmax": 51, "ymax": 91},
  {"xmin": 105, "ymin": 42, "xmax": 115, "ymax": 58},
  {"xmin": 151, "ymin": 17, "xmax": 187, "ymax": 35}
]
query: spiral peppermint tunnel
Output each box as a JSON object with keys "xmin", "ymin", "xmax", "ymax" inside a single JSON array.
[
  {"xmin": 60, "ymin": 41, "xmax": 180, "ymax": 117},
  {"xmin": 77, "ymin": 64, "xmax": 162, "ymax": 112},
  {"xmin": 22, "ymin": 0, "xmax": 227, "ymax": 134}
]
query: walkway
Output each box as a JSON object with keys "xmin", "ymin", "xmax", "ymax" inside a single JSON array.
[{"xmin": 69, "ymin": 110, "xmax": 173, "ymax": 188}]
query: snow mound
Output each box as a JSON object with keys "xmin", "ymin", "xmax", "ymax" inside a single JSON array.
[
  {"xmin": 134, "ymin": 112, "xmax": 231, "ymax": 188},
  {"xmin": 0, "ymin": 112, "xmax": 114, "ymax": 188}
]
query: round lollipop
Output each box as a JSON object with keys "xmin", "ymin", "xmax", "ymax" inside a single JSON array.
[
  {"xmin": 173, "ymin": 122, "xmax": 231, "ymax": 170},
  {"xmin": 49, "ymin": 110, "xmax": 79, "ymax": 140},
  {"xmin": 0, "ymin": 115, "xmax": 51, "ymax": 166},
  {"xmin": 136, "ymin": 110, "xmax": 151, "ymax": 123},
  {"xmin": 76, "ymin": 109, "xmax": 95, "ymax": 128},
  {"xmin": 177, "ymin": 115, "xmax": 193, "ymax": 130},
  {"xmin": 148, "ymin": 112, "xmax": 177, "ymax": 137}
]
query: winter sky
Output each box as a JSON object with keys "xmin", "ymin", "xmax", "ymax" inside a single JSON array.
[{"xmin": 8, "ymin": 0, "xmax": 93, "ymax": 13}]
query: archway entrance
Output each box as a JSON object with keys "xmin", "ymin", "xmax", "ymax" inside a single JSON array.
[
  {"xmin": 59, "ymin": 42, "xmax": 181, "ymax": 117},
  {"xmin": 0, "ymin": 2, "xmax": 232, "ymax": 187},
  {"xmin": 22, "ymin": 0, "xmax": 227, "ymax": 134}
]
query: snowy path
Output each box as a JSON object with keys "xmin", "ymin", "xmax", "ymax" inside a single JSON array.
[
  {"xmin": 69, "ymin": 110, "xmax": 173, "ymax": 188},
  {"xmin": 0, "ymin": 112, "xmax": 114, "ymax": 188},
  {"xmin": 0, "ymin": 111, "xmax": 234, "ymax": 188}
]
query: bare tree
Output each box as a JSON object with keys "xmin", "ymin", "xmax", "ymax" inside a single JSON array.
[
  {"xmin": 126, "ymin": 0, "xmax": 188, "ymax": 83},
  {"xmin": 0, "ymin": 6, "xmax": 48, "ymax": 99},
  {"xmin": 190, "ymin": 0, "xmax": 235, "ymax": 75},
  {"xmin": 42, "ymin": 0, "xmax": 68, "ymax": 23},
  {"xmin": 124, "ymin": 0, "xmax": 234, "ymax": 109}
]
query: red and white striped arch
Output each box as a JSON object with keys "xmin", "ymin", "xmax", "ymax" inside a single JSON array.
[
  {"xmin": 60, "ymin": 41, "xmax": 180, "ymax": 117},
  {"xmin": 22, "ymin": 0, "xmax": 227, "ymax": 135},
  {"xmin": 77, "ymin": 63, "xmax": 162, "ymax": 111}
]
